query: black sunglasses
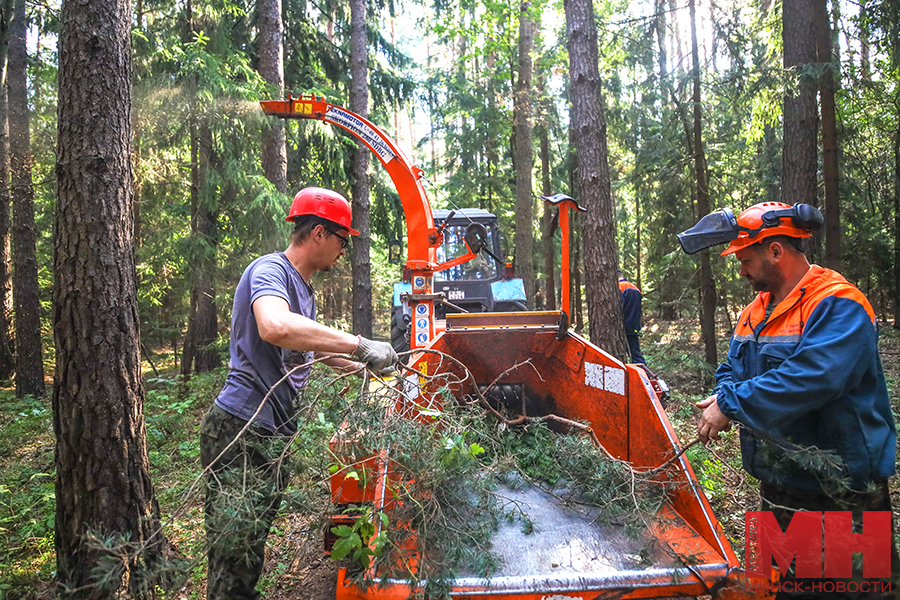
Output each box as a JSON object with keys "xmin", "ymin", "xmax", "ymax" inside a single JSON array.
[{"xmin": 326, "ymin": 229, "xmax": 350, "ymax": 249}]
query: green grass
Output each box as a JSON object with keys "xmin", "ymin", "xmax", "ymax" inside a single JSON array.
[
  {"xmin": 0, "ymin": 366, "xmax": 229, "ymax": 600},
  {"xmin": 0, "ymin": 392, "xmax": 56, "ymax": 600}
]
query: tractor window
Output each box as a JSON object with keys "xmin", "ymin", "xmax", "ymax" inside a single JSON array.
[{"xmin": 434, "ymin": 223, "xmax": 498, "ymax": 281}]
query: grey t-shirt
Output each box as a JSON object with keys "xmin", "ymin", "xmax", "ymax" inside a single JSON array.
[{"xmin": 214, "ymin": 252, "xmax": 316, "ymax": 435}]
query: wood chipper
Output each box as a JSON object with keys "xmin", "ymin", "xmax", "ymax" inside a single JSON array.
[{"xmin": 260, "ymin": 95, "xmax": 774, "ymax": 600}]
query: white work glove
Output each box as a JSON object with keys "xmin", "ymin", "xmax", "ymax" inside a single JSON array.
[{"xmin": 352, "ymin": 336, "xmax": 399, "ymax": 376}]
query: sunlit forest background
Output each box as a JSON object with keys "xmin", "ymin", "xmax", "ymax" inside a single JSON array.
[
  {"xmin": 1, "ymin": 0, "xmax": 898, "ymax": 595},
  {"xmin": 7, "ymin": 0, "xmax": 899, "ymax": 379}
]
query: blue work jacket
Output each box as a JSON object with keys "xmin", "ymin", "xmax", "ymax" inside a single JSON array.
[
  {"xmin": 618, "ymin": 279, "xmax": 642, "ymax": 335},
  {"xmin": 715, "ymin": 266, "xmax": 896, "ymax": 491}
]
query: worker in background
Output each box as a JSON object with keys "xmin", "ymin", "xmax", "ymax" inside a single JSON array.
[
  {"xmin": 617, "ymin": 270, "xmax": 646, "ymax": 364},
  {"xmin": 680, "ymin": 202, "xmax": 897, "ymax": 598},
  {"xmin": 200, "ymin": 187, "xmax": 398, "ymax": 600}
]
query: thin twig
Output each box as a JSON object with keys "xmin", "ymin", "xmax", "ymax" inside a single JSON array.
[{"xmin": 643, "ymin": 438, "xmax": 703, "ymax": 477}]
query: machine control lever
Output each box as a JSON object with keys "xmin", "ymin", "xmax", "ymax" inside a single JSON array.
[
  {"xmin": 430, "ymin": 209, "xmax": 457, "ymax": 245},
  {"xmin": 463, "ymin": 222, "xmax": 504, "ymax": 266}
]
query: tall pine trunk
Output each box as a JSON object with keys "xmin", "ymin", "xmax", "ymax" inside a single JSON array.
[
  {"xmin": 782, "ymin": 0, "xmax": 818, "ymax": 209},
  {"xmin": 513, "ymin": 1, "xmax": 535, "ymax": 307},
  {"xmin": 690, "ymin": 0, "xmax": 717, "ymax": 369},
  {"xmin": 0, "ymin": 0, "xmax": 14, "ymax": 380},
  {"xmin": 859, "ymin": 0, "xmax": 870, "ymax": 81},
  {"xmin": 259, "ymin": 0, "xmax": 286, "ymax": 253},
  {"xmin": 564, "ymin": 0, "xmax": 628, "ymax": 360},
  {"xmin": 259, "ymin": 0, "xmax": 286, "ymax": 195},
  {"xmin": 9, "ymin": 0, "xmax": 43, "ymax": 397},
  {"xmin": 349, "ymin": 0, "xmax": 372, "ymax": 338},
  {"xmin": 55, "ymin": 0, "xmax": 169, "ymax": 590},
  {"xmin": 181, "ymin": 121, "xmax": 219, "ymax": 375},
  {"xmin": 656, "ymin": 0, "xmax": 681, "ymax": 321},
  {"xmin": 816, "ymin": 0, "xmax": 841, "ymax": 270},
  {"xmin": 133, "ymin": 0, "xmax": 143, "ymax": 251},
  {"xmin": 179, "ymin": 0, "xmax": 218, "ymax": 376},
  {"xmin": 540, "ymin": 122, "xmax": 555, "ymax": 311},
  {"xmin": 573, "ymin": 223, "xmax": 583, "ymax": 332}
]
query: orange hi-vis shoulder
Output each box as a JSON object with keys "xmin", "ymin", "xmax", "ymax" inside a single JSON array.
[
  {"xmin": 618, "ymin": 279, "xmax": 640, "ymax": 294},
  {"xmin": 715, "ymin": 264, "xmax": 894, "ymax": 491},
  {"xmin": 732, "ymin": 265, "xmax": 875, "ymax": 344}
]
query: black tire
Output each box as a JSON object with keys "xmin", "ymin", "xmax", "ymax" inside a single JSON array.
[{"xmin": 390, "ymin": 309, "xmax": 410, "ymax": 355}]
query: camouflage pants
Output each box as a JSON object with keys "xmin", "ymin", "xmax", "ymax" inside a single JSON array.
[
  {"xmin": 200, "ymin": 404, "xmax": 289, "ymax": 600},
  {"xmin": 760, "ymin": 480, "xmax": 900, "ymax": 600}
]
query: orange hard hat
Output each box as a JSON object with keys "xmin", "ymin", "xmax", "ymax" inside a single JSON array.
[
  {"xmin": 720, "ymin": 202, "xmax": 812, "ymax": 256},
  {"xmin": 286, "ymin": 187, "xmax": 360, "ymax": 236}
]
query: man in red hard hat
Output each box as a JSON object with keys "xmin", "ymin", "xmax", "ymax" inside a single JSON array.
[
  {"xmin": 680, "ymin": 202, "xmax": 897, "ymax": 598},
  {"xmin": 200, "ymin": 187, "xmax": 398, "ymax": 600}
]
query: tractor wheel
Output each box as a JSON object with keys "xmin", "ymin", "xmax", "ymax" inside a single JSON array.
[{"xmin": 391, "ymin": 309, "xmax": 410, "ymax": 355}]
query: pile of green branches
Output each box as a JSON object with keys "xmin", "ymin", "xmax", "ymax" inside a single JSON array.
[
  {"xmin": 321, "ymin": 368, "xmax": 671, "ymax": 597},
  {"xmin": 80, "ymin": 359, "xmax": 674, "ymax": 599}
]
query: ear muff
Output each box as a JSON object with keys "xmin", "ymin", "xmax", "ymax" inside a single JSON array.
[
  {"xmin": 760, "ymin": 204, "xmax": 824, "ymax": 232},
  {"xmin": 791, "ymin": 203, "xmax": 824, "ymax": 231}
]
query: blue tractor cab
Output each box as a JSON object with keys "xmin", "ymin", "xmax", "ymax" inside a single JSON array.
[{"xmin": 391, "ymin": 208, "xmax": 527, "ymax": 353}]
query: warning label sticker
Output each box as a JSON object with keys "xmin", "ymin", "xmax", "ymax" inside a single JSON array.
[
  {"xmin": 584, "ymin": 362, "xmax": 625, "ymax": 396},
  {"xmin": 324, "ymin": 107, "xmax": 396, "ymax": 162}
]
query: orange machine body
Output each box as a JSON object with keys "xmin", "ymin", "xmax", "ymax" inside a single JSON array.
[
  {"xmin": 261, "ymin": 95, "xmax": 475, "ymax": 350},
  {"xmin": 328, "ymin": 312, "xmax": 773, "ymax": 599},
  {"xmin": 261, "ymin": 96, "xmax": 774, "ymax": 599}
]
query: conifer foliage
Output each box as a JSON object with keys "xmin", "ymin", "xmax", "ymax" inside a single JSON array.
[{"xmin": 5, "ymin": 0, "xmax": 900, "ymax": 592}]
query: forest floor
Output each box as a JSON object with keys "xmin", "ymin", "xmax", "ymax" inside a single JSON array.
[{"xmin": 1, "ymin": 317, "xmax": 899, "ymax": 600}]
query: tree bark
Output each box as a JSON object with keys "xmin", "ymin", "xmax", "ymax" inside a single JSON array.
[
  {"xmin": 816, "ymin": 0, "xmax": 841, "ymax": 271},
  {"xmin": 690, "ymin": 0, "xmax": 718, "ymax": 369},
  {"xmin": 179, "ymin": 0, "xmax": 219, "ymax": 376},
  {"xmin": 513, "ymin": 1, "xmax": 535, "ymax": 308},
  {"xmin": 133, "ymin": 0, "xmax": 144, "ymax": 251},
  {"xmin": 564, "ymin": 0, "xmax": 629, "ymax": 360},
  {"xmin": 782, "ymin": 0, "xmax": 818, "ymax": 211},
  {"xmin": 656, "ymin": 0, "xmax": 680, "ymax": 322},
  {"xmin": 635, "ymin": 191, "xmax": 642, "ymax": 288},
  {"xmin": 258, "ymin": 0, "xmax": 287, "ymax": 249},
  {"xmin": 9, "ymin": 0, "xmax": 43, "ymax": 397},
  {"xmin": 859, "ymin": 0, "xmax": 870, "ymax": 81},
  {"xmin": 0, "ymin": 0, "xmax": 14, "ymax": 380},
  {"xmin": 540, "ymin": 122, "xmax": 555, "ymax": 311},
  {"xmin": 55, "ymin": 0, "xmax": 169, "ymax": 590},
  {"xmin": 181, "ymin": 121, "xmax": 219, "ymax": 375},
  {"xmin": 573, "ymin": 224, "xmax": 583, "ymax": 332},
  {"xmin": 259, "ymin": 0, "xmax": 286, "ymax": 194},
  {"xmin": 258, "ymin": 0, "xmax": 286, "ymax": 255},
  {"xmin": 349, "ymin": 0, "xmax": 372, "ymax": 338},
  {"xmin": 655, "ymin": 0, "xmax": 667, "ymax": 79}
]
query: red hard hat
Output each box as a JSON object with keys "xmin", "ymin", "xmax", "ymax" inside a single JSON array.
[
  {"xmin": 286, "ymin": 187, "xmax": 360, "ymax": 236},
  {"xmin": 720, "ymin": 202, "xmax": 812, "ymax": 256}
]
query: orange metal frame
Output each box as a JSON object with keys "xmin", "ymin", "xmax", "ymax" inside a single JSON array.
[
  {"xmin": 261, "ymin": 95, "xmax": 774, "ymax": 600},
  {"xmin": 260, "ymin": 94, "xmax": 477, "ymax": 350},
  {"xmin": 541, "ymin": 195, "xmax": 586, "ymax": 317},
  {"xmin": 326, "ymin": 314, "xmax": 774, "ymax": 599}
]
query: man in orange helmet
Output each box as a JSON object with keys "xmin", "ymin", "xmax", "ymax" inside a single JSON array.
[
  {"xmin": 680, "ymin": 202, "xmax": 897, "ymax": 598},
  {"xmin": 200, "ymin": 187, "xmax": 398, "ymax": 600}
]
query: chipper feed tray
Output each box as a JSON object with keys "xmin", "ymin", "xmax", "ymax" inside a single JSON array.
[{"xmin": 326, "ymin": 311, "xmax": 772, "ymax": 600}]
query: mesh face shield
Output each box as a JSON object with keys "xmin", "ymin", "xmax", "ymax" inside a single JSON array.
[
  {"xmin": 677, "ymin": 209, "xmax": 740, "ymax": 255},
  {"xmin": 677, "ymin": 204, "xmax": 824, "ymax": 255}
]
